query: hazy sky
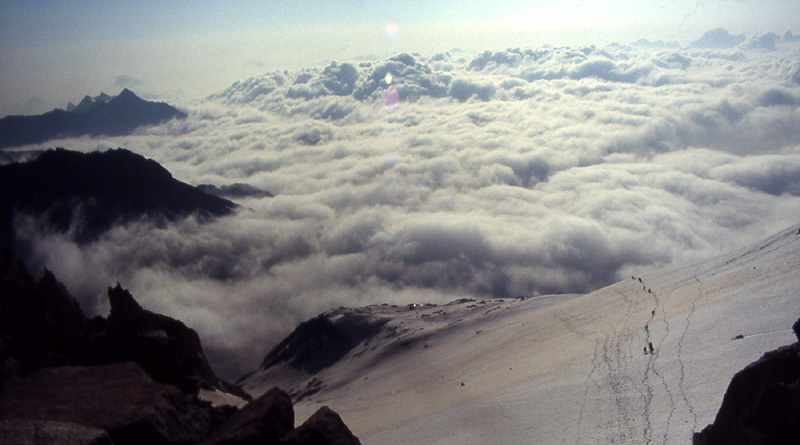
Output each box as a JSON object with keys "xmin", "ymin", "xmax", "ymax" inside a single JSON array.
[{"xmin": 1, "ymin": 0, "xmax": 798, "ymax": 116}]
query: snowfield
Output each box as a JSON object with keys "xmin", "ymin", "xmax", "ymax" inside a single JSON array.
[{"xmin": 241, "ymin": 223, "xmax": 800, "ymax": 443}]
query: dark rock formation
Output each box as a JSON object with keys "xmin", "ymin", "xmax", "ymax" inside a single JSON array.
[
  {"xmin": 256, "ymin": 313, "xmax": 388, "ymax": 375},
  {"xmin": 0, "ymin": 89, "xmax": 186, "ymax": 149},
  {"xmin": 105, "ymin": 283, "xmax": 220, "ymax": 395},
  {"xmin": 0, "ymin": 363, "xmax": 213, "ymax": 445},
  {"xmin": 0, "ymin": 419, "xmax": 112, "ymax": 445},
  {"xmin": 280, "ymin": 406, "xmax": 362, "ymax": 445},
  {"xmin": 202, "ymin": 386, "xmax": 294, "ymax": 445},
  {"xmin": 0, "ymin": 254, "xmax": 361, "ymax": 444},
  {"xmin": 0, "ymin": 250, "xmax": 91, "ymax": 375},
  {"xmin": 0, "ymin": 249, "xmax": 248, "ymax": 401},
  {"xmin": 0, "ymin": 147, "xmax": 235, "ymax": 245},
  {"xmin": 693, "ymin": 322, "xmax": 800, "ymax": 444}
]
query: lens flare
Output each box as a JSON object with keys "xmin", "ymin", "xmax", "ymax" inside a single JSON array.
[
  {"xmin": 385, "ymin": 22, "xmax": 399, "ymax": 38},
  {"xmin": 383, "ymin": 86, "xmax": 399, "ymax": 107}
]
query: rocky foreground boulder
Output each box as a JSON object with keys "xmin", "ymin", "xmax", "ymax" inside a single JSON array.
[
  {"xmin": 693, "ymin": 319, "xmax": 800, "ymax": 444},
  {"xmin": 0, "ymin": 420, "xmax": 112, "ymax": 445},
  {"xmin": 0, "ymin": 363, "xmax": 213, "ymax": 445},
  {"xmin": 280, "ymin": 406, "xmax": 362, "ymax": 445},
  {"xmin": 201, "ymin": 387, "xmax": 294, "ymax": 444}
]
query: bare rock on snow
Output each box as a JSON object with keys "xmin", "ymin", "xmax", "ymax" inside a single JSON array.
[
  {"xmin": 257, "ymin": 312, "xmax": 388, "ymax": 375},
  {"xmin": 279, "ymin": 406, "xmax": 361, "ymax": 445},
  {"xmin": 693, "ymin": 322, "xmax": 800, "ymax": 444},
  {"xmin": 201, "ymin": 386, "xmax": 294, "ymax": 445}
]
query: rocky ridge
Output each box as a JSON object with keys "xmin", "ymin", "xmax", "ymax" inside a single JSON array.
[
  {"xmin": 0, "ymin": 147, "xmax": 236, "ymax": 245},
  {"xmin": 0, "ymin": 251, "xmax": 361, "ymax": 444}
]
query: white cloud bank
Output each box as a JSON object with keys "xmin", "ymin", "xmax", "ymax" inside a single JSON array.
[{"xmin": 15, "ymin": 34, "xmax": 800, "ymax": 379}]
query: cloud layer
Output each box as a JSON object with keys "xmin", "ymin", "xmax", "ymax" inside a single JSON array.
[{"xmin": 15, "ymin": 35, "xmax": 800, "ymax": 379}]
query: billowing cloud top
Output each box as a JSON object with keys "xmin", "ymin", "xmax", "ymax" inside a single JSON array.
[{"xmin": 15, "ymin": 34, "xmax": 800, "ymax": 379}]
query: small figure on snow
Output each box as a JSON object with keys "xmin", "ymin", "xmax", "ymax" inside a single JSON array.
[{"xmin": 648, "ymin": 342, "xmax": 654, "ymax": 354}]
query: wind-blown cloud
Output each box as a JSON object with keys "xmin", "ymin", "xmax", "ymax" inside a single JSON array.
[
  {"xmin": 13, "ymin": 34, "xmax": 800, "ymax": 379},
  {"xmin": 112, "ymin": 75, "xmax": 144, "ymax": 89}
]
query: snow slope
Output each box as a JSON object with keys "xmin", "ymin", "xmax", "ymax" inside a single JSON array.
[{"xmin": 240, "ymin": 224, "xmax": 800, "ymax": 444}]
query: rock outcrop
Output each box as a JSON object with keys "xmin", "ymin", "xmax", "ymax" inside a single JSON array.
[
  {"xmin": 280, "ymin": 406, "xmax": 362, "ymax": 445},
  {"xmin": 693, "ymin": 320, "xmax": 800, "ymax": 444},
  {"xmin": 0, "ymin": 250, "xmax": 91, "ymax": 375},
  {"xmin": 0, "ymin": 249, "xmax": 244, "ymax": 398},
  {"xmin": 105, "ymin": 283, "xmax": 219, "ymax": 395},
  {"xmin": 0, "ymin": 363, "xmax": 213, "ymax": 445},
  {"xmin": 201, "ymin": 387, "xmax": 294, "ymax": 445},
  {"xmin": 0, "ymin": 89, "xmax": 186, "ymax": 149},
  {"xmin": 0, "ymin": 254, "xmax": 361, "ymax": 444},
  {"xmin": 0, "ymin": 419, "xmax": 112, "ymax": 445},
  {"xmin": 0, "ymin": 147, "xmax": 235, "ymax": 245}
]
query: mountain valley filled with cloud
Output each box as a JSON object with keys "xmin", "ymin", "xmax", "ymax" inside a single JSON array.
[{"xmin": 5, "ymin": 30, "xmax": 800, "ymax": 384}]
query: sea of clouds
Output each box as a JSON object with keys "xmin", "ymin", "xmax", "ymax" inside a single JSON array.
[{"xmin": 13, "ymin": 31, "xmax": 800, "ymax": 379}]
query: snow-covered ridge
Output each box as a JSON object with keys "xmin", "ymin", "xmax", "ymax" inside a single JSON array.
[{"xmin": 241, "ymin": 223, "xmax": 800, "ymax": 443}]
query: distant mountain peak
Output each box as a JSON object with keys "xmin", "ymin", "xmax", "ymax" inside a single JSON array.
[
  {"xmin": 67, "ymin": 91, "xmax": 118, "ymax": 113},
  {"xmin": 73, "ymin": 95, "xmax": 96, "ymax": 113},
  {"xmin": 116, "ymin": 88, "xmax": 138, "ymax": 100},
  {"xmin": 0, "ymin": 91, "xmax": 186, "ymax": 149}
]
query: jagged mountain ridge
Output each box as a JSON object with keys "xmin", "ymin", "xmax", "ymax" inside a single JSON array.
[
  {"xmin": 0, "ymin": 147, "xmax": 236, "ymax": 245},
  {"xmin": 0, "ymin": 89, "xmax": 186, "ymax": 149},
  {"xmin": 240, "ymin": 224, "xmax": 800, "ymax": 443},
  {"xmin": 0, "ymin": 252, "xmax": 363, "ymax": 444},
  {"xmin": 0, "ymin": 248, "xmax": 242, "ymax": 397},
  {"xmin": 66, "ymin": 92, "xmax": 113, "ymax": 113}
]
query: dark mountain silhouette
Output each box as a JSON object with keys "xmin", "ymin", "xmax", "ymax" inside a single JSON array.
[
  {"xmin": 0, "ymin": 89, "xmax": 186, "ymax": 149},
  {"xmin": 0, "ymin": 147, "xmax": 235, "ymax": 245},
  {"xmin": 66, "ymin": 92, "xmax": 113, "ymax": 113}
]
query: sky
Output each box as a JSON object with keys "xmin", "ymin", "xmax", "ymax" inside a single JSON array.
[
  {"xmin": 2, "ymin": 0, "xmax": 799, "ymax": 116},
  {"xmin": 3, "ymin": 1, "xmax": 800, "ymax": 380}
]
